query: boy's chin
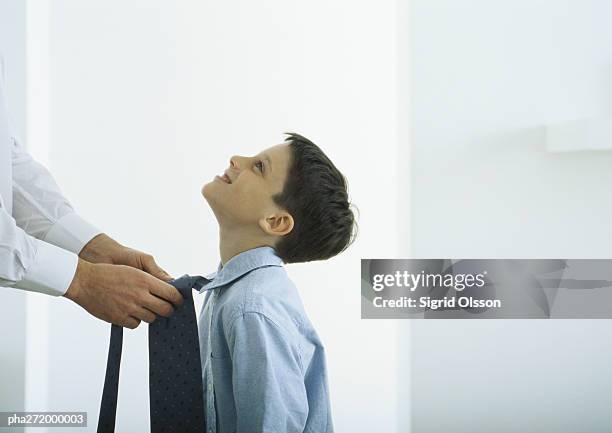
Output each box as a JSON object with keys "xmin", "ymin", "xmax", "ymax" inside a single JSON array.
[
  {"xmin": 201, "ymin": 181, "xmax": 216, "ymax": 199},
  {"xmin": 201, "ymin": 184, "xmax": 226, "ymax": 215}
]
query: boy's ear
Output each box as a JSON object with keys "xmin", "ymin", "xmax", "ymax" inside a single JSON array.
[{"xmin": 258, "ymin": 212, "xmax": 294, "ymax": 237}]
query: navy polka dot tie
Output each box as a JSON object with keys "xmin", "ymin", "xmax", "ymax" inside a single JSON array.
[{"xmin": 97, "ymin": 274, "xmax": 208, "ymax": 433}]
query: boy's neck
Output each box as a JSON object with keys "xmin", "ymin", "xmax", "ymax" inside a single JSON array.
[{"xmin": 218, "ymin": 226, "xmax": 270, "ymax": 266}]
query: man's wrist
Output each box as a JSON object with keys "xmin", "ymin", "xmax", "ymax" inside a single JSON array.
[
  {"xmin": 64, "ymin": 258, "xmax": 92, "ymax": 302},
  {"xmin": 79, "ymin": 233, "xmax": 123, "ymax": 264}
]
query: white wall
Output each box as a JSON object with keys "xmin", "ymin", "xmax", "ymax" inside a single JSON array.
[
  {"xmin": 409, "ymin": 1, "xmax": 612, "ymax": 432},
  {"xmin": 0, "ymin": 3, "xmax": 26, "ymax": 430},
  {"xmin": 17, "ymin": 1, "xmax": 611, "ymax": 432},
  {"xmin": 22, "ymin": 1, "xmax": 401, "ymax": 432}
]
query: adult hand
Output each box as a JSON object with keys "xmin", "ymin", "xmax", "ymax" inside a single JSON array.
[
  {"xmin": 79, "ymin": 233, "xmax": 172, "ymax": 282},
  {"xmin": 63, "ymin": 259, "xmax": 184, "ymax": 329}
]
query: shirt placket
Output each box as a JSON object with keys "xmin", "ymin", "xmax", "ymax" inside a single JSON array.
[{"xmin": 205, "ymin": 288, "xmax": 218, "ymax": 433}]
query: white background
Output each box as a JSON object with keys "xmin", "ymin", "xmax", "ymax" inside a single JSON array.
[
  {"xmin": 409, "ymin": 1, "xmax": 612, "ymax": 432},
  {"xmin": 2, "ymin": 0, "xmax": 612, "ymax": 432},
  {"xmin": 0, "ymin": 0, "xmax": 27, "ymax": 423}
]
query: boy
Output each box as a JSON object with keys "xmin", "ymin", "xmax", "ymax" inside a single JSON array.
[{"xmin": 198, "ymin": 132, "xmax": 357, "ymax": 433}]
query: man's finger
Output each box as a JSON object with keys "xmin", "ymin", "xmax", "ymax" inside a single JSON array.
[
  {"xmin": 123, "ymin": 316, "xmax": 142, "ymax": 329},
  {"xmin": 133, "ymin": 306, "xmax": 157, "ymax": 324},
  {"xmin": 141, "ymin": 255, "xmax": 173, "ymax": 282},
  {"xmin": 141, "ymin": 293, "xmax": 175, "ymax": 318},
  {"xmin": 147, "ymin": 275, "xmax": 184, "ymax": 307}
]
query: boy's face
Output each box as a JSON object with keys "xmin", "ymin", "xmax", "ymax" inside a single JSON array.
[{"xmin": 202, "ymin": 143, "xmax": 294, "ymax": 236}]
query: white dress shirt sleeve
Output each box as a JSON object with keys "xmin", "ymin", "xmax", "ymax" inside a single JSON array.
[
  {"xmin": 11, "ymin": 134, "xmax": 102, "ymax": 254},
  {"xmin": 0, "ymin": 208, "xmax": 79, "ymax": 296},
  {"xmin": 0, "ymin": 53, "xmax": 102, "ymax": 296}
]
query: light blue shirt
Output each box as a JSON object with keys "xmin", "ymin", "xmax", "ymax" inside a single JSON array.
[{"xmin": 197, "ymin": 245, "xmax": 334, "ymax": 433}]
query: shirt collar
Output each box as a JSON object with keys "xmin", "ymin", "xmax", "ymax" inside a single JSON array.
[{"xmin": 198, "ymin": 246, "xmax": 284, "ymax": 293}]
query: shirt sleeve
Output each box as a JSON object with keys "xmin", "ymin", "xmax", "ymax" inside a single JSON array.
[
  {"xmin": 0, "ymin": 52, "xmax": 91, "ymax": 296},
  {"xmin": 11, "ymin": 134, "xmax": 102, "ymax": 254},
  {"xmin": 0, "ymin": 205, "xmax": 79, "ymax": 296},
  {"xmin": 228, "ymin": 311, "xmax": 309, "ymax": 433}
]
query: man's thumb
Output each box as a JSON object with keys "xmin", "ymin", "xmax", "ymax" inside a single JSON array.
[{"xmin": 142, "ymin": 255, "xmax": 173, "ymax": 282}]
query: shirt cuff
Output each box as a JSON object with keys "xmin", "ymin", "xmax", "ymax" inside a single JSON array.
[
  {"xmin": 43, "ymin": 212, "xmax": 102, "ymax": 255},
  {"xmin": 19, "ymin": 240, "xmax": 78, "ymax": 297}
]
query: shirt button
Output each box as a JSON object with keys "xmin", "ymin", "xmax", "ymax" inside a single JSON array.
[{"xmin": 208, "ymin": 384, "xmax": 213, "ymax": 391}]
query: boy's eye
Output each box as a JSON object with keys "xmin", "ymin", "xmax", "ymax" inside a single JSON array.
[{"xmin": 255, "ymin": 160, "xmax": 264, "ymax": 172}]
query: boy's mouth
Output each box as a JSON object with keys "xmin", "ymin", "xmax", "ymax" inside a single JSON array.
[{"xmin": 216, "ymin": 172, "xmax": 232, "ymax": 184}]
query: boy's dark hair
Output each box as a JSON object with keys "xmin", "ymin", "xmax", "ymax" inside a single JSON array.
[{"xmin": 272, "ymin": 132, "xmax": 359, "ymax": 264}]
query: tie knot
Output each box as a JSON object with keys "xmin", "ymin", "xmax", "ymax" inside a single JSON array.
[{"xmin": 170, "ymin": 274, "xmax": 210, "ymax": 297}]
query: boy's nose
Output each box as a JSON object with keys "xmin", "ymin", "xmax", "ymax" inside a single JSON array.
[
  {"xmin": 229, "ymin": 156, "xmax": 240, "ymax": 169},
  {"xmin": 230, "ymin": 155, "xmax": 251, "ymax": 170}
]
